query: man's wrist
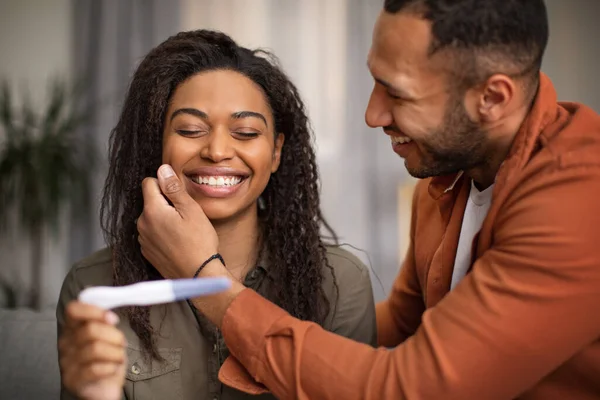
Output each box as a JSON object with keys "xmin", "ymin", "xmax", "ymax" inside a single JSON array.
[
  {"xmin": 192, "ymin": 253, "xmax": 225, "ymax": 279},
  {"xmin": 196, "ymin": 256, "xmax": 228, "ymax": 278},
  {"xmin": 191, "ymin": 257, "xmax": 245, "ymax": 328}
]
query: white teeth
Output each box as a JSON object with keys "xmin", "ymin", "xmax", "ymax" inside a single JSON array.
[
  {"xmin": 391, "ymin": 135, "xmax": 412, "ymax": 144},
  {"xmin": 192, "ymin": 175, "xmax": 243, "ymax": 187}
]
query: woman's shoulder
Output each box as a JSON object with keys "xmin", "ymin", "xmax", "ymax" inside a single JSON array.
[
  {"xmin": 320, "ymin": 244, "xmax": 373, "ymax": 305},
  {"xmin": 68, "ymin": 247, "xmax": 114, "ymax": 287},
  {"xmin": 323, "ymin": 244, "xmax": 370, "ymax": 284},
  {"xmin": 321, "ymin": 245, "xmax": 377, "ymax": 345},
  {"xmin": 59, "ymin": 248, "xmax": 113, "ymax": 305},
  {"xmin": 57, "ymin": 248, "xmax": 114, "ymax": 328}
]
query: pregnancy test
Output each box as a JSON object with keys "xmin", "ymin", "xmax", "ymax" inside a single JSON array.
[{"xmin": 78, "ymin": 277, "xmax": 232, "ymax": 310}]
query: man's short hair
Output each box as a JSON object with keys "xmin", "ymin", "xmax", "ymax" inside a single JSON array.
[{"xmin": 384, "ymin": 0, "xmax": 549, "ymax": 95}]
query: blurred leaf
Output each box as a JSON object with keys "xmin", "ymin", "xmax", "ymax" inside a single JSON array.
[
  {"xmin": 0, "ymin": 76, "xmax": 96, "ymax": 237},
  {"xmin": 0, "ymin": 81, "xmax": 16, "ymax": 143},
  {"xmin": 0, "ymin": 76, "xmax": 97, "ymax": 309},
  {"xmin": 42, "ymin": 78, "xmax": 67, "ymax": 137},
  {"xmin": 20, "ymin": 89, "xmax": 37, "ymax": 141}
]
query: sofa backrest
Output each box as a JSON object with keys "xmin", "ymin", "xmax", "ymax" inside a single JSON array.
[{"xmin": 0, "ymin": 308, "xmax": 59, "ymax": 400}]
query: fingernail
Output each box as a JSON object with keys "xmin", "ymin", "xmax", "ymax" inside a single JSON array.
[
  {"xmin": 159, "ymin": 164, "xmax": 175, "ymax": 179},
  {"xmin": 105, "ymin": 311, "xmax": 120, "ymax": 325}
]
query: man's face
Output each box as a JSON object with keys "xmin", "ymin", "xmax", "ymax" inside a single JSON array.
[{"xmin": 365, "ymin": 10, "xmax": 488, "ymax": 178}]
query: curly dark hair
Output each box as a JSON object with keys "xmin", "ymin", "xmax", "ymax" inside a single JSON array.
[{"xmin": 100, "ymin": 30, "xmax": 339, "ymax": 360}]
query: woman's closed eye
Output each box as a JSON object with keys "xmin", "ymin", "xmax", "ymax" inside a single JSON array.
[
  {"xmin": 175, "ymin": 128, "xmax": 260, "ymax": 139},
  {"xmin": 233, "ymin": 131, "xmax": 259, "ymax": 139},
  {"xmin": 176, "ymin": 129, "xmax": 207, "ymax": 137}
]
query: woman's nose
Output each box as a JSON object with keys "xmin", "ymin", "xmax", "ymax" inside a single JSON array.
[{"xmin": 200, "ymin": 128, "xmax": 235, "ymax": 162}]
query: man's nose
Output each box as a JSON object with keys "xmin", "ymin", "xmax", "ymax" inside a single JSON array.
[{"xmin": 365, "ymin": 86, "xmax": 393, "ymax": 128}]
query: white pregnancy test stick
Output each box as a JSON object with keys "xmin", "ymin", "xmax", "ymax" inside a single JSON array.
[{"xmin": 78, "ymin": 277, "xmax": 231, "ymax": 310}]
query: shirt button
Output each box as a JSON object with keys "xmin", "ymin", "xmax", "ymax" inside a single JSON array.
[
  {"xmin": 213, "ymin": 344, "xmax": 218, "ymax": 353},
  {"xmin": 131, "ymin": 363, "xmax": 141, "ymax": 375}
]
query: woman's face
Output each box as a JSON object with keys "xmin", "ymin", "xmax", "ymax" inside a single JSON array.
[{"xmin": 162, "ymin": 69, "xmax": 284, "ymax": 222}]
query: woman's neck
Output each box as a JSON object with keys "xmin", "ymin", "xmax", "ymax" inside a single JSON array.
[{"xmin": 212, "ymin": 206, "xmax": 261, "ymax": 282}]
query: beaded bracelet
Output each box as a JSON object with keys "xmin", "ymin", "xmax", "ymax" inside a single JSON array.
[{"xmin": 192, "ymin": 253, "xmax": 226, "ymax": 278}]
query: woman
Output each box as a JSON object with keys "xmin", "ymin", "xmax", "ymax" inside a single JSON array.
[{"xmin": 57, "ymin": 30, "xmax": 376, "ymax": 400}]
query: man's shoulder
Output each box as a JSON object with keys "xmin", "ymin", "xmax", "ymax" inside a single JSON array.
[
  {"xmin": 539, "ymin": 102, "xmax": 600, "ymax": 169},
  {"xmin": 69, "ymin": 247, "xmax": 114, "ymax": 287},
  {"xmin": 502, "ymin": 104, "xmax": 600, "ymax": 204}
]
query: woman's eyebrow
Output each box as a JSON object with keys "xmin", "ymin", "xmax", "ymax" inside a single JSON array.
[
  {"xmin": 170, "ymin": 108, "xmax": 267, "ymax": 127},
  {"xmin": 231, "ymin": 111, "xmax": 267, "ymax": 127},
  {"xmin": 170, "ymin": 108, "xmax": 208, "ymax": 122}
]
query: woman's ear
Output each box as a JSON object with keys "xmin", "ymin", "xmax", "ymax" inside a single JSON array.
[{"xmin": 271, "ymin": 133, "xmax": 285, "ymax": 173}]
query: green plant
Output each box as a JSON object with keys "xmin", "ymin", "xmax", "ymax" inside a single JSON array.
[{"xmin": 0, "ymin": 79, "xmax": 95, "ymax": 309}]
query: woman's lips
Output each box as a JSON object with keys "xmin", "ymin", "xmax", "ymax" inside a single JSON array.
[{"xmin": 186, "ymin": 174, "xmax": 248, "ymax": 198}]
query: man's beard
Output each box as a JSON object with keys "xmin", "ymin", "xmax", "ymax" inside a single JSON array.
[{"xmin": 406, "ymin": 94, "xmax": 489, "ymax": 179}]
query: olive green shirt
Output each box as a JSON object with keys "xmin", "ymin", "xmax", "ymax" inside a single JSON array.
[{"xmin": 57, "ymin": 245, "xmax": 377, "ymax": 400}]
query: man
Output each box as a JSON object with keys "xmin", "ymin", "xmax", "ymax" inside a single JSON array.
[{"xmin": 68, "ymin": 0, "xmax": 600, "ymax": 398}]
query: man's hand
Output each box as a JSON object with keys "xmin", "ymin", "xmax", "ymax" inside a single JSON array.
[
  {"xmin": 59, "ymin": 302, "xmax": 126, "ymax": 400},
  {"xmin": 139, "ymin": 164, "xmax": 246, "ymax": 327},
  {"xmin": 137, "ymin": 164, "xmax": 219, "ymax": 279}
]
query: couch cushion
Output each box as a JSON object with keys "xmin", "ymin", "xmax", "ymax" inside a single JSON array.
[{"xmin": 0, "ymin": 308, "xmax": 59, "ymax": 400}]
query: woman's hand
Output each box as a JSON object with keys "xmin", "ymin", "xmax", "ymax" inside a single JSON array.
[{"xmin": 59, "ymin": 301, "xmax": 126, "ymax": 400}]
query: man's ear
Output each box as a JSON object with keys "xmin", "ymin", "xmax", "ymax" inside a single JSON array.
[
  {"xmin": 271, "ymin": 133, "xmax": 285, "ymax": 173},
  {"xmin": 476, "ymin": 74, "xmax": 515, "ymax": 122}
]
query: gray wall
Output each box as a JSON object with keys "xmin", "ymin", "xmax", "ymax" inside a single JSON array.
[{"xmin": 543, "ymin": 0, "xmax": 600, "ymax": 112}]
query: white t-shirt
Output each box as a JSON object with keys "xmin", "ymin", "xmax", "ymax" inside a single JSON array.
[{"xmin": 450, "ymin": 180, "xmax": 495, "ymax": 290}]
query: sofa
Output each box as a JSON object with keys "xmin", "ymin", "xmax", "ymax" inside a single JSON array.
[{"xmin": 0, "ymin": 307, "xmax": 60, "ymax": 400}]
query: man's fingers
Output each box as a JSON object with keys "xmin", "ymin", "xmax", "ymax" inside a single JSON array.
[
  {"xmin": 65, "ymin": 301, "xmax": 119, "ymax": 329},
  {"xmin": 157, "ymin": 164, "xmax": 195, "ymax": 211},
  {"xmin": 141, "ymin": 177, "xmax": 168, "ymax": 207}
]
